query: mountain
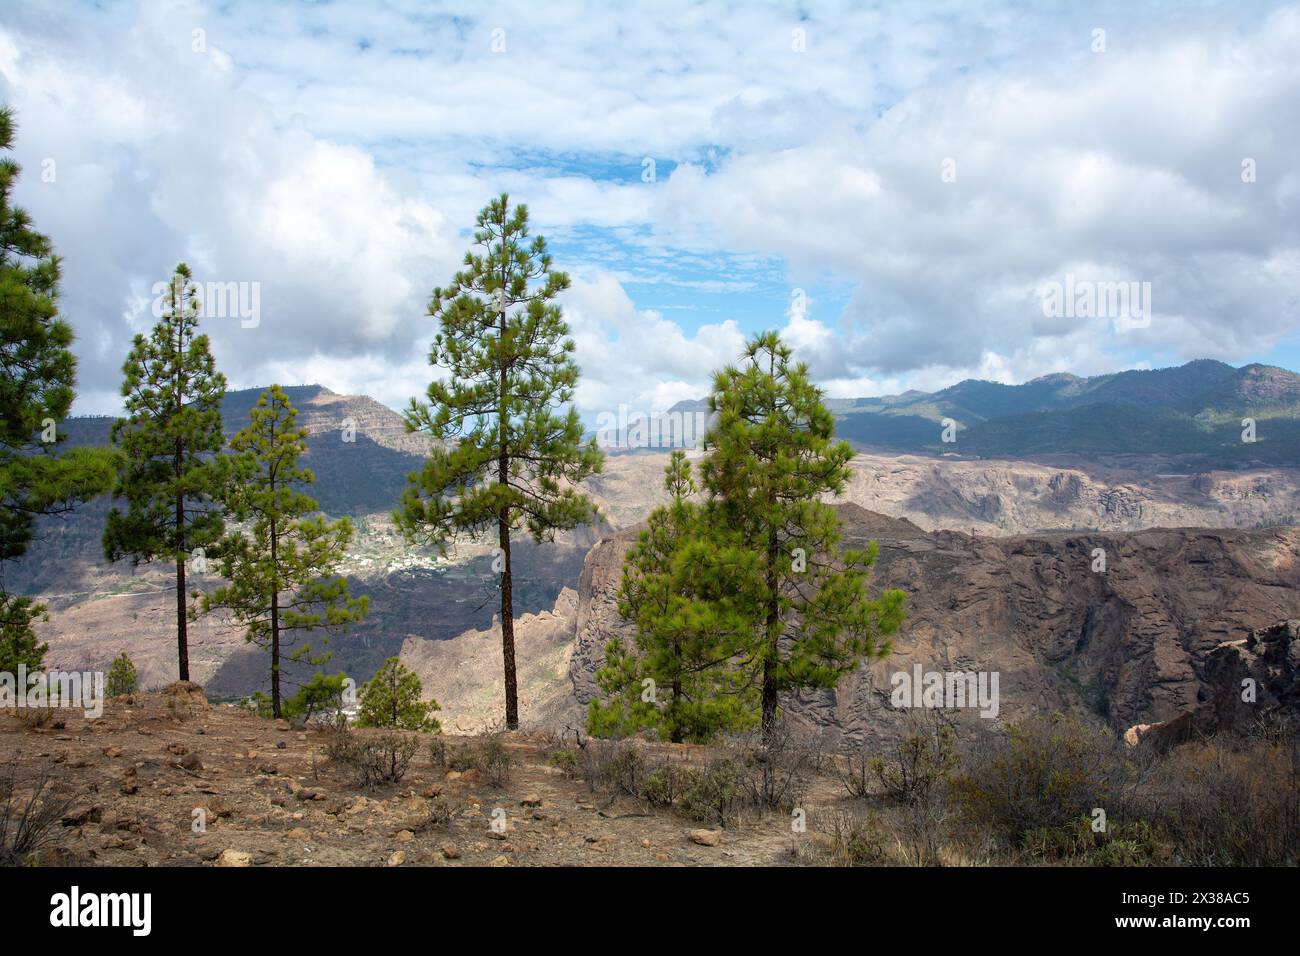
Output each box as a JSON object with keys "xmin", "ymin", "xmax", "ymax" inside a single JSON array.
[
  {"xmin": 60, "ymin": 385, "xmax": 433, "ymax": 515},
  {"xmin": 20, "ymin": 368, "xmax": 1300, "ymax": 701},
  {"xmin": 832, "ymin": 360, "xmax": 1300, "ymax": 464},
  {"xmin": 398, "ymin": 504, "xmax": 1300, "ymax": 741}
]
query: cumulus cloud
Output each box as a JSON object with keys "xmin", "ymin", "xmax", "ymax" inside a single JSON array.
[
  {"xmin": 654, "ymin": 5, "xmax": 1300, "ymax": 384},
  {"xmin": 1, "ymin": 0, "xmax": 1295, "ymax": 416}
]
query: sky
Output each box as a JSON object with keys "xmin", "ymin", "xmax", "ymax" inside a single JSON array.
[{"xmin": 2, "ymin": 0, "xmax": 1298, "ymax": 420}]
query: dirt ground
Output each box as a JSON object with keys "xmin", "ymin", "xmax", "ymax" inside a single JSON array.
[{"xmin": 0, "ymin": 687, "xmax": 860, "ymax": 867}]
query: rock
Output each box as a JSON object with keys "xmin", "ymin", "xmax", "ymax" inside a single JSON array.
[
  {"xmin": 689, "ymin": 829, "xmax": 722, "ymax": 847},
  {"xmin": 394, "ymin": 829, "xmax": 414, "ymax": 843},
  {"xmin": 387, "ymin": 851, "xmax": 406, "ymax": 867},
  {"xmin": 102, "ymin": 746, "xmax": 123, "ymax": 758},
  {"xmin": 519, "ymin": 793, "xmax": 543, "ymax": 808},
  {"xmin": 440, "ymin": 842, "xmax": 461, "ymax": 860},
  {"xmin": 119, "ymin": 767, "xmax": 138, "ymax": 795},
  {"xmin": 488, "ymin": 855, "xmax": 510, "ymax": 867},
  {"xmin": 61, "ymin": 805, "xmax": 102, "ymax": 826},
  {"xmin": 178, "ymin": 752, "xmax": 203, "ymax": 772},
  {"xmin": 161, "ymin": 681, "xmax": 208, "ymax": 711},
  {"xmin": 194, "ymin": 796, "xmax": 232, "ymax": 819},
  {"xmin": 216, "ymin": 849, "xmax": 252, "ymax": 867},
  {"xmin": 286, "ymin": 828, "xmax": 310, "ymax": 840}
]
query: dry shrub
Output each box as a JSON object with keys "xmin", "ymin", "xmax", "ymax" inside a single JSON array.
[
  {"xmin": 16, "ymin": 706, "xmax": 59, "ymax": 730},
  {"xmin": 952, "ymin": 712, "xmax": 1132, "ymax": 853},
  {"xmin": 0, "ymin": 758, "xmax": 75, "ymax": 865},
  {"xmin": 578, "ymin": 739, "xmax": 645, "ymax": 799},
  {"xmin": 731, "ymin": 719, "xmax": 818, "ymax": 814},
  {"xmin": 1138, "ymin": 735, "xmax": 1299, "ymax": 866},
  {"xmin": 326, "ymin": 730, "xmax": 417, "ymax": 787},
  {"xmin": 822, "ymin": 807, "xmax": 889, "ymax": 866},
  {"xmin": 447, "ymin": 732, "xmax": 513, "ymax": 787}
]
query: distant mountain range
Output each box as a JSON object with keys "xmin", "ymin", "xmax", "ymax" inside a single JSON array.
[
  {"xmin": 657, "ymin": 359, "xmax": 1300, "ymax": 466},
  {"xmin": 60, "ymin": 361, "xmax": 1300, "ymax": 500},
  {"xmin": 831, "ymin": 360, "xmax": 1300, "ymax": 464},
  {"xmin": 60, "ymin": 385, "xmax": 433, "ymax": 516}
]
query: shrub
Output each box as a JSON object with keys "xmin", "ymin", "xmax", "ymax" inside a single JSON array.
[
  {"xmin": 1020, "ymin": 816, "xmax": 1170, "ymax": 866},
  {"xmin": 1138, "ymin": 736, "xmax": 1299, "ymax": 866},
  {"xmin": 953, "ymin": 712, "xmax": 1131, "ymax": 850},
  {"xmin": 356, "ymin": 658, "xmax": 441, "ymax": 732},
  {"xmin": 678, "ymin": 758, "xmax": 741, "ymax": 827},
  {"xmin": 325, "ymin": 730, "xmax": 417, "ymax": 787},
  {"xmin": 548, "ymin": 748, "xmax": 578, "ymax": 776},
  {"xmin": 869, "ymin": 719, "xmax": 956, "ymax": 805},
  {"xmin": 643, "ymin": 762, "xmax": 692, "ymax": 807},
  {"xmin": 469, "ymin": 735, "xmax": 512, "ymax": 788},
  {"xmin": 579, "ymin": 740, "xmax": 644, "ymax": 798},
  {"xmin": 824, "ymin": 808, "xmax": 888, "ymax": 866},
  {"xmin": 734, "ymin": 720, "xmax": 814, "ymax": 814},
  {"xmin": 430, "ymin": 736, "xmax": 447, "ymax": 768},
  {"xmin": 0, "ymin": 758, "xmax": 75, "ymax": 866},
  {"xmin": 446, "ymin": 733, "xmax": 512, "ymax": 787},
  {"xmin": 239, "ymin": 692, "xmax": 274, "ymax": 719},
  {"xmin": 105, "ymin": 652, "xmax": 138, "ymax": 697},
  {"xmin": 16, "ymin": 706, "xmax": 58, "ymax": 730}
]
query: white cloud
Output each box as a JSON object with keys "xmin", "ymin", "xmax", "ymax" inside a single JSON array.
[{"xmin": 0, "ymin": 0, "xmax": 1295, "ymax": 418}]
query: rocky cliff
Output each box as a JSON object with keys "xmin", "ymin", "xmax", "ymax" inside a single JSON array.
[{"xmin": 560, "ymin": 505, "xmax": 1300, "ymax": 745}]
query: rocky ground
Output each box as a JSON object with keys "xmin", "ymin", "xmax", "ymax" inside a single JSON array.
[{"xmin": 2, "ymin": 685, "xmax": 861, "ymax": 868}]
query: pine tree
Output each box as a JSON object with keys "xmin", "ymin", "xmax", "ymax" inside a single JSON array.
[
  {"xmin": 701, "ymin": 332, "xmax": 906, "ymax": 739},
  {"xmin": 396, "ymin": 194, "xmax": 603, "ymax": 729},
  {"xmin": 103, "ymin": 262, "xmax": 227, "ymax": 682},
  {"xmin": 589, "ymin": 451, "xmax": 759, "ymax": 743},
  {"xmin": 105, "ymin": 652, "xmax": 139, "ymax": 697},
  {"xmin": 201, "ymin": 385, "xmax": 368, "ymax": 718},
  {"xmin": 356, "ymin": 657, "xmax": 441, "ymax": 732},
  {"xmin": 0, "ymin": 106, "xmax": 115, "ymax": 668}
]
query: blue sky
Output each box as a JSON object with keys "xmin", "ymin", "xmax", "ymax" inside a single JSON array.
[{"xmin": 1, "ymin": 0, "xmax": 1297, "ymax": 417}]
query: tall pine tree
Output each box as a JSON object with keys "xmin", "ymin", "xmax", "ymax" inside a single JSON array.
[
  {"xmin": 396, "ymin": 194, "xmax": 603, "ymax": 729},
  {"xmin": 103, "ymin": 263, "xmax": 227, "ymax": 682},
  {"xmin": 589, "ymin": 451, "xmax": 759, "ymax": 743},
  {"xmin": 0, "ymin": 106, "xmax": 115, "ymax": 671},
  {"xmin": 201, "ymin": 385, "xmax": 368, "ymax": 717},
  {"xmin": 701, "ymin": 332, "xmax": 906, "ymax": 739}
]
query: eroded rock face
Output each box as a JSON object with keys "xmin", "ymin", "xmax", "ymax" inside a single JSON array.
[
  {"xmin": 400, "ymin": 588, "xmax": 582, "ymax": 734},
  {"xmin": 566, "ymin": 505, "xmax": 1300, "ymax": 746},
  {"xmin": 1194, "ymin": 619, "xmax": 1300, "ymax": 734}
]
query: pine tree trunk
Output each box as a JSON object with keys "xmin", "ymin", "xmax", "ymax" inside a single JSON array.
[
  {"xmin": 175, "ymin": 487, "xmax": 189, "ymax": 683},
  {"xmin": 270, "ymin": 516, "xmax": 281, "ymax": 718},
  {"xmin": 498, "ymin": 248, "xmax": 519, "ymax": 731},
  {"xmin": 761, "ymin": 526, "xmax": 779, "ymax": 741},
  {"xmin": 175, "ymin": 542, "xmax": 188, "ymax": 683},
  {"xmin": 499, "ymin": 511, "xmax": 518, "ymax": 729},
  {"xmin": 173, "ymin": 300, "xmax": 189, "ymax": 684}
]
